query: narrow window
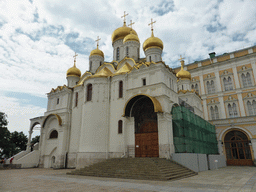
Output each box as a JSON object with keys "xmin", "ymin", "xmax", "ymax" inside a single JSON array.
[
  {"xmin": 233, "ymin": 103, "xmax": 238, "ymax": 117},
  {"xmin": 49, "ymin": 130, "xmax": 58, "ymax": 139},
  {"xmin": 211, "ymin": 80, "xmax": 215, "ymax": 93},
  {"xmin": 207, "ymin": 81, "xmax": 211, "ymax": 94},
  {"xmin": 215, "ymin": 106, "xmax": 219, "ymax": 119},
  {"xmin": 228, "ymin": 104, "xmax": 233, "ymax": 117},
  {"xmin": 253, "ymin": 100, "xmax": 256, "ymax": 114},
  {"xmin": 247, "ymin": 101, "xmax": 253, "ymax": 115},
  {"xmin": 100, "ymin": 61, "xmax": 102, "ymax": 66},
  {"xmin": 87, "ymin": 84, "xmax": 92, "ymax": 101},
  {"xmin": 195, "ymin": 84, "xmax": 199, "ymax": 93},
  {"xmin": 119, "ymin": 81, "xmax": 123, "ymax": 98},
  {"xmin": 149, "ymin": 56, "xmax": 151, "ymax": 62},
  {"xmin": 57, "ymin": 98, "xmax": 59, "ymax": 105},
  {"xmin": 89, "ymin": 61, "xmax": 92, "ymax": 71},
  {"xmin": 116, "ymin": 47, "xmax": 120, "ymax": 60},
  {"xmin": 118, "ymin": 120, "xmax": 123, "ymax": 134},
  {"xmin": 191, "ymin": 84, "xmax": 194, "ymax": 90},
  {"xmin": 228, "ymin": 77, "xmax": 233, "ymax": 90},
  {"xmin": 246, "ymin": 73, "xmax": 252, "ymax": 87},
  {"xmin": 242, "ymin": 73, "xmax": 247, "ymax": 87},
  {"xmin": 210, "ymin": 106, "xmax": 215, "ymax": 120},
  {"xmin": 223, "ymin": 77, "xmax": 228, "ymax": 91},
  {"xmin": 182, "ymin": 85, "xmax": 184, "ymax": 90},
  {"xmin": 126, "ymin": 46, "xmax": 129, "ymax": 57},
  {"xmin": 142, "ymin": 78, "xmax": 146, "ymax": 86},
  {"xmin": 137, "ymin": 48, "xmax": 139, "ymax": 59},
  {"xmin": 75, "ymin": 92, "xmax": 78, "ymax": 107}
]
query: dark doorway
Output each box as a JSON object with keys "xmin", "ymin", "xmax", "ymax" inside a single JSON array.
[
  {"xmin": 224, "ymin": 130, "xmax": 253, "ymax": 166},
  {"xmin": 129, "ymin": 96, "xmax": 159, "ymax": 157}
]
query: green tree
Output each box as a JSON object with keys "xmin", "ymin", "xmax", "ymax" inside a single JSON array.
[
  {"xmin": 10, "ymin": 131, "xmax": 28, "ymax": 152},
  {"xmin": 31, "ymin": 135, "xmax": 40, "ymax": 145},
  {"xmin": 0, "ymin": 112, "xmax": 12, "ymax": 158},
  {"xmin": 0, "ymin": 112, "xmax": 29, "ymax": 158}
]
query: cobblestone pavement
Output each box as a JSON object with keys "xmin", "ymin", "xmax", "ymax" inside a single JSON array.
[{"xmin": 0, "ymin": 166, "xmax": 256, "ymax": 192}]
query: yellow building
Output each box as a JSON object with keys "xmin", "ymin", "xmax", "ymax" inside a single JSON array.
[{"xmin": 174, "ymin": 46, "xmax": 256, "ymax": 166}]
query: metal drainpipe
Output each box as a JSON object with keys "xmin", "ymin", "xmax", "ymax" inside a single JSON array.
[{"xmin": 106, "ymin": 76, "xmax": 111, "ymax": 159}]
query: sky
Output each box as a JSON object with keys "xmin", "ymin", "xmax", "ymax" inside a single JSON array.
[{"xmin": 0, "ymin": 0, "xmax": 256, "ymax": 137}]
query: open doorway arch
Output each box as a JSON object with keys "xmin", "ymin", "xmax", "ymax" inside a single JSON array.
[{"xmin": 124, "ymin": 94, "xmax": 161, "ymax": 157}]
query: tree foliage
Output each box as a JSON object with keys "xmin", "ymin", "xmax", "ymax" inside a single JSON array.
[
  {"xmin": 0, "ymin": 112, "xmax": 28, "ymax": 158},
  {"xmin": 31, "ymin": 135, "xmax": 40, "ymax": 145}
]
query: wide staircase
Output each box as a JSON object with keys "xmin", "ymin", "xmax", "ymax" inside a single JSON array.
[{"xmin": 67, "ymin": 158, "xmax": 197, "ymax": 181}]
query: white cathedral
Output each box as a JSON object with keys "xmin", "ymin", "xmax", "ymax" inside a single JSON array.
[{"xmin": 10, "ymin": 15, "xmax": 256, "ymax": 170}]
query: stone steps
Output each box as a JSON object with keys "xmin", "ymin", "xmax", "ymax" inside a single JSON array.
[{"xmin": 67, "ymin": 158, "xmax": 197, "ymax": 181}]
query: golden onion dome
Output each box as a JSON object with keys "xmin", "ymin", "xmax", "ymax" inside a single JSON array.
[
  {"xmin": 89, "ymin": 47, "xmax": 104, "ymax": 58},
  {"xmin": 112, "ymin": 22, "xmax": 138, "ymax": 43},
  {"xmin": 176, "ymin": 60, "xmax": 191, "ymax": 80},
  {"xmin": 143, "ymin": 31, "xmax": 163, "ymax": 51},
  {"xmin": 67, "ymin": 64, "xmax": 81, "ymax": 77},
  {"xmin": 123, "ymin": 31, "xmax": 140, "ymax": 43}
]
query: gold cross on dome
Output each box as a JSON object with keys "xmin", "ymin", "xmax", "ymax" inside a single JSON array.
[
  {"xmin": 121, "ymin": 11, "xmax": 129, "ymax": 24},
  {"xmin": 179, "ymin": 55, "xmax": 185, "ymax": 61},
  {"xmin": 148, "ymin": 18, "xmax": 156, "ymax": 31},
  {"xmin": 128, "ymin": 20, "xmax": 135, "ymax": 29},
  {"xmin": 73, "ymin": 52, "xmax": 78, "ymax": 66},
  {"xmin": 95, "ymin": 36, "xmax": 101, "ymax": 48}
]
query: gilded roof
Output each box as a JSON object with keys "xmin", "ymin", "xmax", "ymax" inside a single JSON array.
[{"xmin": 112, "ymin": 23, "xmax": 138, "ymax": 43}]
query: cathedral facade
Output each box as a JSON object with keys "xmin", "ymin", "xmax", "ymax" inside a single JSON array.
[{"xmin": 20, "ymin": 17, "xmax": 256, "ymax": 169}]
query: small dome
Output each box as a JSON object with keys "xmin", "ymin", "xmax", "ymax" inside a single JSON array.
[
  {"xmin": 90, "ymin": 47, "xmax": 104, "ymax": 58},
  {"xmin": 67, "ymin": 65, "xmax": 81, "ymax": 77},
  {"xmin": 176, "ymin": 60, "xmax": 191, "ymax": 80},
  {"xmin": 123, "ymin": 31, "xmax": 140, "ymax": 43},
  {"xmin": 143, "ymin": 31, "xmax": 163, "ymax": 51},
  {"xmin": 112, "ymin": 23, "xmax": 138, "ymax": 43}
]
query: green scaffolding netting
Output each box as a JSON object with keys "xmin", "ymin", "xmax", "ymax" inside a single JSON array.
[{"xmin": 171, "ymin": 106, "xmax": 218, "ymax": 154}]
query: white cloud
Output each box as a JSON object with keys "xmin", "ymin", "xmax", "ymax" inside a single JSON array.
[
  {"xmin": 0, "ymin": 0, "xmax": 256, "ymax": 134},
  {"xmin": 0, "ymin": 94, "xmax": 45, "ymax": 136}
]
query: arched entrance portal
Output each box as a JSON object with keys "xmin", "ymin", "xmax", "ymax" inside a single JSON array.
[
  {"xmin": 224, "ymin": 130, "xmax": 253, "ymax": 166},
  {"xmin": 125, "ymin": 95, "xmax": 161, "ymax": 157}
]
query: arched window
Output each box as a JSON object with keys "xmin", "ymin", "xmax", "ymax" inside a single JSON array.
[
  {"xmin": 116, "ymin": 47, "xmax": 120, "ymax": 60},
  {"xmin": 137, "ymin": 48, "xmax": 139, "ymax": 59},
  {"xmin": 228, "ymin": 103, "xmax": 238, "ymax": 117},
  {"xmin": 118, "ymin": 120, "xmax": 123, "ymax": 134},
  {"xmin": 207, "ymin": 81, "xmax": 215, "ymax": 94},
  {"xmin": 89, "ymin": 61, "xmax": 92, "ymax": 71},
  {"xmin": 191, "ymin": 84, "xmax": 194, "ymax": 90},
  {"xmin": 49, "ymin": 130, "xmax": 58, "ymax": 139},
  {"xmin": 241, "ymin": 73, "xmax": 252, "ymax": 88},
  {"xmin": 119, "ymin": 81, "xmax": 123, "ymax": 98},
  {"xmin": 182, "ymin": 85, "xmax": 184, "ymax": 90},
  {"xmin": 87, "ymin": 84, "xmax": 92, "ymax": 101},
  {"xmin": 126, "ymin": 46, "xmax": 129, "ymax": 57},
  {"xmin": 246, "ymin": 73, "xmax": 252, "ymax": 87},
  {"xmin": 57, "ymin": 98, "xmax": 59, "ymax": 105},
  {"xmin": 195, "ymin": 84, "xmax": 199, "ymax": 93},
  {"xmin": 210, "ymin": 106, "xmax": 219, "ymax": 120},
  {"xmin": 242, "ymin": 73, "xmax": 247, "ymax": 87},
  {"xmin": 247, "ymin": 101, "xmax": 253, "ymax": 115},
  {"xmin": 253, "ymin": 100, "xmax": 256, "ymax": 114},
  {"xmin": 215, "ymin": 106, "xmax": 219, "ymax": 119},
  {"xmin": 210, "ymin": 106, "xmax": 215, "ymax": 120},
  {"xmin": 211, "ymin": 80, "xmax": 215, "ymax": 93},
  {"xmin": 233, "ymin": 103, "xmax": 238, "ymax": 117},
  {"xmin": 149, "ymin": 56, "xmax": 151, "ymax": 62},
  {"xmin": 228, "ymin": 104, "xmax": 233, "ymax": 117},
  {"xmin": 223, "ymin": 77, "xmax": 228, "ymax": 91},
  {"xmin": 100, "ymin": 61, "xmax": 102, "ymax": 66}
]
